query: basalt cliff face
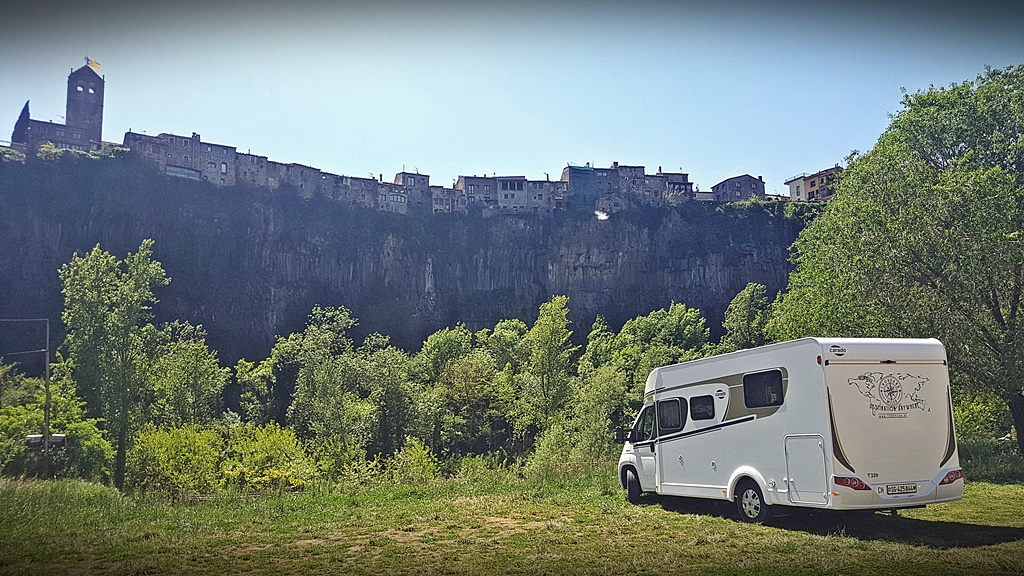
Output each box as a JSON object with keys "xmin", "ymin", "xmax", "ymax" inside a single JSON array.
[{"xmin": 0, "ymin": 155, "xmax": 811, "ymax": 363}]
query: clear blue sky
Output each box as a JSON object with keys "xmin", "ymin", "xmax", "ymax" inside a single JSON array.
[{"xmin": 2, "ymin": 1, "xmax": 1021, "ymax": 195}]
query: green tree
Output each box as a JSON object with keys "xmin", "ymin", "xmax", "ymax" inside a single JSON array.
[
  {"xmin": 238, "ymin": 306, "xmax": 356, "ymax": 426},
  {"xmin": 718, "ymin": 282, "xmax": 770, "ymax": 353},
  {"xmin": 413, "ymin": 324, "xmax": 473, "ymax": 384},
  {"xmin": 577, "ymin": 315, "xmax": 616, "ymax": 376},
  {"xmin": 768, "ymin": 65, "xmax": 1024, "ymax": 455},
  {"xmin": 478, "ymin": 318, "xmax": 529, "ymax": 373},
  {"xmin": 612, "ymin": 302, "xmax": 710, "ymax": 397},
  {"xmin": 430, "ymin": 349, "xmax": 502, "ymax": 455},
  {"xmin": 59, "ymin": 239, "xmax": 169, "ymax": 489},
  {"xmin": 521, "ymin": 295, "xmax": 578, "ymax": 429},
  {"xmin": 358, "ymin": 335, "xmax": 415, "ymax": 457},
  {"xmin": 145, "ymin": 322, "xmax": 228, "ymax": 427}
]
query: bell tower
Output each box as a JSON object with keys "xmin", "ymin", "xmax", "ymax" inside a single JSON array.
[{"xmin": 65, "ymin": 64, "xmax": 104, "ymax": 145}]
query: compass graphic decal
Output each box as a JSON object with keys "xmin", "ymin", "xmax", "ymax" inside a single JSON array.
[{"xmin": 878, "ymin": 376, "xmax": 903, "ymax": 407}]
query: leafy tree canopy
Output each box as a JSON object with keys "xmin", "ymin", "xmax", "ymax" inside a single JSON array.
[{"xmin": 769, "ymin": 65, "xmax": 1024, "ymax": 455}]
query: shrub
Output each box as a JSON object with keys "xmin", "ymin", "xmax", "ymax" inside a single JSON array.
[
  {"xmin": 389, "ymin": 437, "xmax": 438, "ymax": 484},
  {"xmin": 953, "ymin": 391, "xmax": 1011, "ymax": 443},
  {"xmin": 455, "ymin": 454, "xmax": 517, "ymax": 485},
  {"xmin": 523, "ymin": 421, "xmax": 571, "ymax": 480},
  {"xmin": 125, "ymin": 426, "xmax": 221, "ymax": 496},
  {"xmin": 958, "ymin": 438, "xmax": 1024, "ymax": 484},
  {"xmin": 222, "ymin": 423, "xmax": 316, "ymax": 492}
]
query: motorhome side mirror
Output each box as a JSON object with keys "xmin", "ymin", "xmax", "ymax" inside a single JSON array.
[{"xmin": 614, "ymin": 426, "xmax": 625, "ymax": 444}]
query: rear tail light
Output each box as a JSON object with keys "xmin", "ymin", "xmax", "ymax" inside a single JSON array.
[
  {"xmin": 833, "ymin": 476, "xmax": 871, "ymax": 490},
  {"xmin": 939, "ymin": 469, "xmax": 964, "ymax": 485}
]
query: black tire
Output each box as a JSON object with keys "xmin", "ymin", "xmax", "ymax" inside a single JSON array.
[
  {"xmin": 626, "ymin": 469, "xmax": 642, "ymax": 504},
  {"xmin": 735, "ymin": 480, "xmax": 771, "ymax": 523}
]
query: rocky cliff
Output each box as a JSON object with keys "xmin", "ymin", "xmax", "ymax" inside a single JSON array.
[{"xmin": 0, "ymin": 154, "xmax": 812, "ymax": 364}]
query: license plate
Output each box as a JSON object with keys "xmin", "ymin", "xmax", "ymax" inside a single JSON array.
[{"xmin": 886, "ymin": 483, "xmax": 917, "ymax": 495}]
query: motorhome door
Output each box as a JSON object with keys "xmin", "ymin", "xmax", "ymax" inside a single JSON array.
[{"xmin": 632, "ymin": 404, "xmax": 658, "ymax": 490}]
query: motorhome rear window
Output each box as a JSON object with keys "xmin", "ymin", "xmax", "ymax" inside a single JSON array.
[
  {"xmin": 690, "ymin": 395, "xmax": 715, "ymax": 420},
  {"xmin": 657, "ymin": 398, "xmax": 685, "ymax": 434},
  {"xmin": 743, "ymin": 370, "xmax": 784, "ymax": 408}
]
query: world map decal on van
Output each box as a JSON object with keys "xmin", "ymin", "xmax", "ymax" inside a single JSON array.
[{"xmin": 848, "ymin": 373, "xmax": 929, "ymax": 419}]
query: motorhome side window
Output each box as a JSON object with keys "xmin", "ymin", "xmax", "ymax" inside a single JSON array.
[
  {"xmin": 634, "ymin": 405, "xmax": 656, "ymax": 442},
  {"xmin": 657, "ymin": 398, "xmax": 686, "ymax": 435},
  {"xmin": 743, "ymin": 369, "xmax": 785, "ymax": 408},
  {"xmin": 690, "ymin": 395, "xmax": 715, "ymax": 420}
]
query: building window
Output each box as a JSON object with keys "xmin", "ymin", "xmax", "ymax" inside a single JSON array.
[
  {"xmin": 76, "ymin": 85, "xmax": 83, "ymax": 92},
  {"xmin": 467, "ymin": 184, "xmax": 475, "ymax": 194},
  {"xmin": 220, "ymin": 162, "xmax": 227, "ymax": 174}
]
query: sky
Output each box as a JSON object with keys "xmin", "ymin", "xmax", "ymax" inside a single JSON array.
[{"xmin": 2, "ymin": 1, "xmax": 1022, "ymax": 195}]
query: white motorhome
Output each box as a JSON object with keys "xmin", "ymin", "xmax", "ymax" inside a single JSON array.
[{"xmin": 615, "ymin": 338, "xmax": 964, "ymax": 522}]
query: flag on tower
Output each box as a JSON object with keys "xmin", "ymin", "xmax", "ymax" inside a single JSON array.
[{"xmin": 85, "ymin": 57, "xmax": 101, "ymax": 70}]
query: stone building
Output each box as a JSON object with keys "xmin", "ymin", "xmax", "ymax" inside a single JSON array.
[
  {"xmin": 455, "ymin": 175, "xmax": 497, "ymax": 208},
  {"xmin": 11, "ymin": 64, "xmax": 105, "ymax": 152},
  {"xmin": 496, "ymin": 176, "xmax": 528, "ymax": 214},
  {"xmin": 378, "ymin": 183, "xmax": 408, "ymax": 214},
  {"xmin": 560, "ymin": 162, "xmax": 694, "ymax": 211},
  {"xmin": 394, "ymin": 171, "xmax": 432, "ymax": 213},
  {"xmin": 123, "ymin": 131, "xmax": 238, "ymax": 186},
  {"xmin": 784, "ymin": 165, "xmax": 842, "ymax": 201},
  {"xmin": 710, "ymin": 174, "xmax": 765, "ymax": 202},
  {"xmin": 526, "ymin": 179, "xmax": 567, "ymax": 213},
  {"xmin": 431, "ymin": 185, "xmax": 468, "ymax": 213}
]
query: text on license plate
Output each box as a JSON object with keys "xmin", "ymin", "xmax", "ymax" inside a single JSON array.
[{"xmin": 886, "ymin": 483, "xmax": 917, "ymax": 495}]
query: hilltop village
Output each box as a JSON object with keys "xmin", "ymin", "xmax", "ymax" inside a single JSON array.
[{"xmin": 8, "ymin": 63, "xmax": 842, "ymax": 216}]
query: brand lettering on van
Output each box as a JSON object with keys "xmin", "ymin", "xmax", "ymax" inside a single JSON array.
[
  {"xmin": 849, "ymin": 372, "xmax": 928, "ymax": 418},
  {"xmin": 829, "ymin": 345, "xmax": 847, "ymax": 357}
]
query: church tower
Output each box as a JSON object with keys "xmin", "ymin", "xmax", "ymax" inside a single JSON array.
[{"xmin": 65, "ymin": 64, "xmax": 104, "ymax": 145}]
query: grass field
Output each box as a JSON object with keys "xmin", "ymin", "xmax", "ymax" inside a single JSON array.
[{"xmin": 1, "ymin": 469, "xmax": 1022, "ymax": 575}]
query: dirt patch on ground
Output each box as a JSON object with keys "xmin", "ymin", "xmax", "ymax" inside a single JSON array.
[{"xmin": 272, "ymin": 512, "xmax": 576, "ymax": 552}]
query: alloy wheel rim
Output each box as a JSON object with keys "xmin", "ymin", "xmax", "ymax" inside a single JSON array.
[{"xmin": 741, "ymin": 489, "xmax": 761, "ymax": 518}]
